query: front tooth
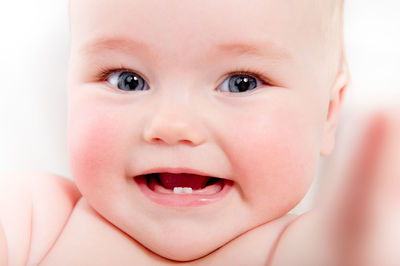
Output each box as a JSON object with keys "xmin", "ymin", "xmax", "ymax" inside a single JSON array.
[
  {"xmin": 173, "ymin": 187, "xmax": 183, "ymax": 194},
  {"xmin": 183, "ymin": 187, "xmax": 193, "ymax": 194}
]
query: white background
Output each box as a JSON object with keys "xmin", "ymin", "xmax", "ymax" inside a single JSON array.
[
  {"xmin": 0, "ymin": 0, "xmax": 70, "ymax": 176},
  {"xmin": 0, "ymin": 0, "xmax": 399, "ymax": 211}
]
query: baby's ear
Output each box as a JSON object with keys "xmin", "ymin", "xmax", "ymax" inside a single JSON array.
[{"xmin": 320, "ymin": 68, "xmax": 350, "ymax": 156}]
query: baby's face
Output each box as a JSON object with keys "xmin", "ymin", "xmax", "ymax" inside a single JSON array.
[{"xmin": 68, "ymin": 0, "xmax": 343, "ymax": 261}]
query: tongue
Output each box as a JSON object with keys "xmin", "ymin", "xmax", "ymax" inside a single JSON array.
[{"xmin": 158, "ymin": 173, "xmax": 211, "ymax": 190}]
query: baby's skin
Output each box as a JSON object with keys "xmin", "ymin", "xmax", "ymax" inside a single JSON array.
[
  {"xmin": 3, "ymin": 113, "xmax": 400, "ymax": 265},
  {"xmin": 3, "ymin": 0, "xmax": 400, "ymax": 265}
]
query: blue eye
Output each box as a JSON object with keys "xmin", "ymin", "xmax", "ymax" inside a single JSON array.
[
  {"xmin": 107, "ymin": 71, "xmax": 148, "ymax": 91},
  {"xmin": 218, "ymin": 74, "xmax": 261, "ymax": 93}
]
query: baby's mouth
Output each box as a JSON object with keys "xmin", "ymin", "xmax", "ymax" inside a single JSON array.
[
  {"xmin": 134, "ymin": 172, "xmax": 233, "ymax": 206},
  {"xmin": 137, "ymin": 173, "xmax": 226, "ymax": 195}
]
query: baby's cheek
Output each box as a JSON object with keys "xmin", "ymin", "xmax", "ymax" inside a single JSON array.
[
  {"xmin": 227, "ymin": 108, "xmax": 320, "ymax": 215},
  {"xmin": 68, "ymin": 109, "xmax": 124, "ymax": 191}
]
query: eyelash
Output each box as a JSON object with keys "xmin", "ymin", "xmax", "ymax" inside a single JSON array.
[
  {"xmin": 221, "ymin": 67, "xmax": 273, "ymax": 87},
  {"xmin": 95, "ymin": 66, "xmax": 273, "ymax": 90},
  {"xmin": 97, "ymin": 65, "xmax": 138, "ymax": 81}
]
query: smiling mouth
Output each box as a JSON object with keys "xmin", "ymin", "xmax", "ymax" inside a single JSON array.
[{"xmin": 134, "ymin": 172, "xmax": 233, "ymax": 206}]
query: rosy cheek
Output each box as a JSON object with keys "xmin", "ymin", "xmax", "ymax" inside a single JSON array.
[
  {"xmin": 225, "ymin": 107, "xmax": 319, "ymax": 213},
  {"xmin": 68, "ymin": 108, "xmax": 122, "ymax": 190}
]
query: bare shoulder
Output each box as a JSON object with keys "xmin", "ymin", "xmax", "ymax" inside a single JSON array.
[{"xmin": 0, "ymin": 172, "xmax": 81, "ymax": 265}]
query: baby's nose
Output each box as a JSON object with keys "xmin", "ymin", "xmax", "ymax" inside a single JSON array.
[{"xmin": 142, "ymin": 104, "xmax": 207, "ymax": 146}]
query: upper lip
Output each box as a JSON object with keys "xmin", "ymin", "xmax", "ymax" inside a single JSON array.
[{"xmin": 135, "ymin": 167, "xmax": 219, "ymax": 178}]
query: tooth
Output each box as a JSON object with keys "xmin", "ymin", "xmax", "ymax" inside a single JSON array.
[
  {"xmin": 173, "ymin": 187, "xmax": 183, "ymax": 194},
  {"xmin": 183, "ymin": 187, "xmax": 193, "ymax": 194}
]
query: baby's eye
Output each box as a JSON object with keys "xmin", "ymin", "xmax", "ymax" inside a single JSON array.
[
  {"xmin": 218, "ymin": 74, "xmax": 262, "ymax": 93},
  {"xmin": 107, "ymin": 71, "xmax": 149, "ymax": 91}
]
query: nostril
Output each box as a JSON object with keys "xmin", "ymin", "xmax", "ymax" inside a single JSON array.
[
  {"xmin": 151, "ymin": 137, "xmax": 164, "ymax": 144},
  {"xmin": 150, "ymin": 138, "xmax": 195, "ymax": 146},
  {"xmin": 179, "ymin": 139, "xmax": 194, "ymax": 145}
]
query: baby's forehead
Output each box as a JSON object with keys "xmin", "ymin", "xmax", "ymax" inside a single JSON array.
[
  {"xmin": 70, "ymin": 0, "xmax": 335, "ymax": 41},
  {"xmin": 69, "ymin": 0, "xmax": 341, "ymax": 83},
  {"xmin": 73, "ymin": 1, "xmax": 331, "ymax": 47}
]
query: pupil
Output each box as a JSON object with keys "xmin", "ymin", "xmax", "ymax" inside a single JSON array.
[
  {"xmin": 230, "ymin": 75, "xmax": 257, "ymax": 92},
  {"xmin": 118, "ymin": 72, "xmax": 145, "ymax": 91}
]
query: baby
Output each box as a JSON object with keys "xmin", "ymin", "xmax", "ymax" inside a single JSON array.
[{"xmin": 1, "ymin": 0, "xmax": 360, "ymax": 265}]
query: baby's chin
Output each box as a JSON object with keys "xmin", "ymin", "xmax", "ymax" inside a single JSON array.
[
  {"xmin": 106, "ymin": 203, "xmax": 254, "ymax": 262},
  {"xmin": 143, "ymin": 230, "xmax": 225, "ymax": 261},
  {"xmin": 120, "ymin": 210, "xmax": 285, "ymax": 262},
  {"xmin": 123, "ymin": 209, "xmax": 244, "ymax": 261},
  {"xmin": 132, "ymin": 212, "xmax": 293, "ymax": 262}
]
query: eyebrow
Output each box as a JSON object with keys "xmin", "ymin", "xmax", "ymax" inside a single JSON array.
[
  {"xmin": 80, "ymin": 37, "xmax": 151, "ymax": 57},
  {"xmin": 215, "ymin": 42, "xmax": 291, "ymax": 60},
  {"xmin": 80, "ymin": 36, "xmax": 291, "ymax": 61}
]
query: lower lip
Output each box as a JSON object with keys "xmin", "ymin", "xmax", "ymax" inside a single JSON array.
[{"xmin": 134, "ymin": 176, "xmax": 234, "ymax": 207}]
